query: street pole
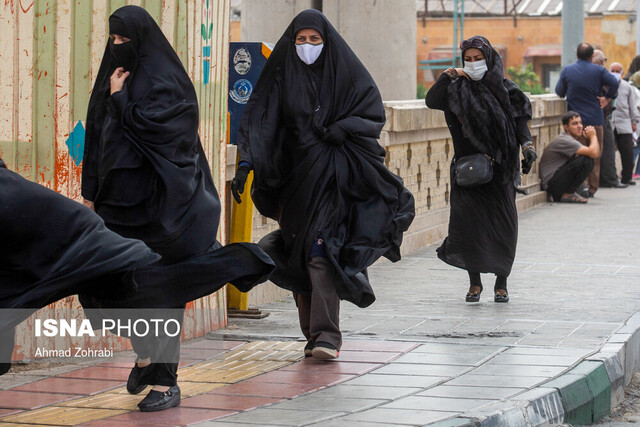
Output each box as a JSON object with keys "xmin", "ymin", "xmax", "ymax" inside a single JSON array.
[
  {"xmin": 562, "ymin": 0, "xmax": 584, "ymax": 67},
  {"xmin": 637, "ymin": 0, "xmax": 640, "ymax": 55}
]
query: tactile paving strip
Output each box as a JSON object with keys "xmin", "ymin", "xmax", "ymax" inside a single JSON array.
[{"xmin": 0, "ymin": 341, "xmax": 305, "ymax": 425}]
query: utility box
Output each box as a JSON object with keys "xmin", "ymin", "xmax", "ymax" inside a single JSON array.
[{"xmin": 228, "ymin": 42, "xmax": 273, "ymax": 144}]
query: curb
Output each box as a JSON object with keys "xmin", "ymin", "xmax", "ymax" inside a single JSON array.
[{"xmin": 431, "ymin": 311, "xmax": 640, "ymax": 426}]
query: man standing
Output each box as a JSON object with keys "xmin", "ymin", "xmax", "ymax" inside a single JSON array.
[
  {"xmin": 592, "ymin": 50, "xmax": 628, "ymax": 189},
  {"xmin": 609, "ymin": 61, "xmax": 639, "ymax": 185},
  {"xmin": 539, "ymin": 111, "xmax": 599, "ymax": 203},
  {"xmin": 555, "ymin": 43, "xmax": 619, "ymax": 197}
]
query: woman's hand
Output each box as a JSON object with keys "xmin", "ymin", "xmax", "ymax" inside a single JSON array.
[
  {"xmin": 83, "ymin": 199, "xmax": 95, "ymax": 211},
  {"xmin": 110, "ymin": 67, "xmax": 130, "ymax": 95},
  {"xmin": 444, "ymin": 68, "xmax": 469, "ymax": 80}
]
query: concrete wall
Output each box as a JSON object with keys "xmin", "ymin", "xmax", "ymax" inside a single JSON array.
[
  {"xmin": 240, "ymin": 0, "xmax": 416, "ymax": 101},
  {"xmin": 322, "ymin": 0, "xmax": 416, "ymax": 101},
  {"xmin": 227, "ymin": 95, "xmax": 568, "ymax": 306}
]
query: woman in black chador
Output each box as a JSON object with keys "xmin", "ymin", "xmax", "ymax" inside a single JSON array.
[
  {"xmin": 0, "ymin": 159, "xmax": 273, "ymax": 380},
  {"xmin": 81, "ymin": 5, "xmax": 273, "ymax": 412},
  {"xmin": 232, "ymin": 9, "xmax": 415, "ymax": 359},
  {"xmin": 425, "ymin": 36, "xmax": 537, "ymax": 303}
]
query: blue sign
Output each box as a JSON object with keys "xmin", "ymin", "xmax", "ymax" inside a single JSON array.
[{"xmin": 228, "ymin": 42, "xmax": 272, "ymax": 144}]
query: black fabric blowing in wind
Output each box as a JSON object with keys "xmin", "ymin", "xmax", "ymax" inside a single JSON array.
[
  {"xmin": 0, "ymin": 160, "xmax": 274, "ymax": 375},
  {"xmin": 237, "ymin": 9, "xmax": 415, "ymax": 308}
]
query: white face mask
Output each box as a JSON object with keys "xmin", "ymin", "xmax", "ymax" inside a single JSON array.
[
  {"xmin": 611, "ymin": 71, "xmax": 622, "ymax": 82},
  {"xmin": 296, "ymin": 43, "xmax": 323, "ymax": 65},
  {"xmin": 463, "ymin": 60, "xmax": 488, "ymax": 81}
]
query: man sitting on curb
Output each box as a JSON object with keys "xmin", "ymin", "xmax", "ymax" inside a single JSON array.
[{"xmin": 539, "ymin": 111, "xmax": 600, "ymax": 203}]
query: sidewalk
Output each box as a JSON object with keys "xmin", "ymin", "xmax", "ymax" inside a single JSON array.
[{"xmin": 0, "ymin": 184, "xmax": 638, "ymax": 426}]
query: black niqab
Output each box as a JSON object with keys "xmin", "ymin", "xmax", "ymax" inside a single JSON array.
[
  {"xmin": 237, "ymin": 9, "xmax": 415, "ymax": 307},
  {"xmin": 447, "ymin": 36, "xmax": 531, "ymax": 187},
  {"xmin": 83, "ymin": 5, "xmax": 218, "ymax": 258}
]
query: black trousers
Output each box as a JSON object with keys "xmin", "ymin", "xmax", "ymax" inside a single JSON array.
[
  {"xmin": 614, "ymin": 131, "xmax": 635, "ymax": 183},
  {"xmin": 599, "ymin": 119, "xmax": 619, "ymax": 186},
  {"xmin": 295, "ymin": 257, "xmax": 342, "ymax": 350},
  {"xmin": 130, "ymin": 307, "xmax": 184, "ymax": 387},
  {"xmin": 547, "ymin": 155, "xmax": 594, "ymax": 201}
]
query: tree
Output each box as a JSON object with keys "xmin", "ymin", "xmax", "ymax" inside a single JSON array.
[{"xmin": 506, "ymin": 63, "xmax": 546, "ymax": 95}]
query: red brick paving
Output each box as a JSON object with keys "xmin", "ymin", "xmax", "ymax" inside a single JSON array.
[
  {"xmin": 0, "ymin": 390, "xmax": 77, "ymax": 409},
  {"xmin": 181, "ymin": 393, "xmax": 281, "ymax": 411}
]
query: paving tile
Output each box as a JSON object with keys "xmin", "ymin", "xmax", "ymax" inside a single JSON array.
[
  {"xmin": 179, "ymin": 349, "xmax": 226, "ymax": 360},
  {"xmin": 57, "ymin": 367, "xmax": 131, "ymax": 381},
  {"xmin": 373, "ymin": 363, "xmax": 470, "ymax": 377},
  {"xmin": 382, "ymin": 395, "xmax": 487, "ymax": 412},
  {"xmin": 181, "ymin": 339, "xmax": 238, "ymax": 350},
  {"xmin": 339, "ymin": 408, "xmax": 458, "ymax": 424},
  {"xmin": 180, "ymin": 394, "xmax": 281, "ymax": 411},
  {"xmin": 0, "ymin": 390, "xmax": 78, "ymax": 409},
  {"xmin": 489, "ymin": 354, "xmax": 580, "ymax": 366},
  {"xmin": 104, "ymin": 407, "xmax": 235, "ymax": 426},
  {"xmin": 78, "ymin": 420, "xmax": 150, "ymax": 426},
  {"xmin": 412, "ymin": 343, "xmax": 504, "ymax": 356},
  {"xmin": 345, "ymin": 373, "xmax": 447, "ymax": 388},
  {"xmin": 212, "ymin": 408, "xmax": 345, "ymax": 425},
  {"xmin": 393, "ymin": 352, "xmax": 484, "ymax": 365},
  {"xmin": 307, "ymin": 420, "xmax": 397, "ymax": 427},
  {"xmin": 244, "ymin": 370, "xmax": 354, "ymax": 386},
  {"xmin": 416, "ymin": 385, "xmax": 524, "ymax": 400},
  {"xmin": 11, "ymin": 377, "xmax": 124, "ymax": 395},
  {"xmin": 209, "ymin": 381, "xmax": 321, "ymax": 399},
  {"xmin": 445, "ymin": 374, "xmax": 545, "ymax": 388},
  {"xmin": 470, "ymin": 363, "xmax": 567, "ymax": 377},
  {"xmin": 334, "ymin": 351, "xmax": 403, "ymax": 363},
  {"xmin": 279, "ymin": 360, "xmax": 382, "ymax": 375},
  {"xmin": 269, "ymin": 395, "xmax": 387, "ymax": 412},
  {"xmin": 57, "ymin": 392, "xmax": 142, "ymax": 410},
  {"xmin": 340, "ymin": 341, "xmax": 418, "ymax": 353},
  {"xmin": 309, "ymin": 384, "xmax": 421, "ymax": 400},
  {"xmin": 0, "ymin": 408, "xmax": 22, "ymax": 416},
  {"xmin": 502, "ymin": 346, "xmax": 590, "ymax": 356}
]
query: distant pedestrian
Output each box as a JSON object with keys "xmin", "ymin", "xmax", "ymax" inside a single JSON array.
[
  {"xmin": 609, "ymin": 62, "xmax": 639, "ymax": 185},
  {"xmin": 628, "ymin": 71, "xmax": 640, "ymax": 178},
  {"xmin": 555, "ymin": 43, "xmax": 619, "ymax": 197},
  {"xmin": 539, "ymin": 111, "xmax": 599, "ymax": 203},
  {"xmin": 623, "ymin": 55, "xmax": 640, "ymax": 81},
  {"xmin": 592, "ymin": 50, "xmax": 626, "ymax": 189},
  {"xmin": 425, "ymin": 35, "xmax": 536, "ymax": 303},
  {"xmin": 232, "ymin": 9, "xmax": 414, "ymax": 359}
]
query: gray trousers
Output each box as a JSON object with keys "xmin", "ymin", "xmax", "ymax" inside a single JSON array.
[{"xmin": 295, "ymin": 257, "xmax": 342, "ymax": 350}]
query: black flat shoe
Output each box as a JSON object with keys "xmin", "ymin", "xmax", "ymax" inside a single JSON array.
[
  {"xmin": 465, "ymin": 286, "xmax": 482, "ymax": 302},
  {"xmin": 494, "ymin": 292, "xmax": 509, "ymax": 303},
  {"xmin": 138, "ymin": 385, "xmax": 181, "ymax": 412},
  {"xmin": 127, "ymin": 360, "xmax": 151, "ymax": 395}
]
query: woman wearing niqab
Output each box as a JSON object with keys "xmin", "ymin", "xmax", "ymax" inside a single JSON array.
[
  {"xmin": 82, "ymin": 5, "xmax": 273, "ymax": 411},
  {"xmin": 623, "ymin": 55, "xmax": 640, "ymax": 81},
  {"xmin": 232, "ymin": 9, "xmax": 415, "ymax": 359},
  {"xmin": 425, "ymin": 36, "xmax": 536, "ymax": 303}
]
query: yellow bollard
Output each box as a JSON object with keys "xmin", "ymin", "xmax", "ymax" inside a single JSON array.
[{"xmin": 227, "ymin": 162, "xmax": 254, "ymax": 311}]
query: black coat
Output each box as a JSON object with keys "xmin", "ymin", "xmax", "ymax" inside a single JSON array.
[{"xmin": 237, "ymin": 10, "xmax": 415, "ymax": 307}]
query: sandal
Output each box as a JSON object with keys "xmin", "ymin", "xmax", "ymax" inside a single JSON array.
[
  {"xmin": 465, "ymin": 285, "xmax": 483, "ymax": 302},
  {"xmin": 558, "ymin": 192, "xmax": 587, "ymax": 204}
]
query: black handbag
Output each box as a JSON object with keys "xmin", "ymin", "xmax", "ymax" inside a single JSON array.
[{"xmin": 453, "ymin": 154, "xmax": 494, "ymax": 188}]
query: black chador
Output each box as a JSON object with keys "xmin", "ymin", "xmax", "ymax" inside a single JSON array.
[{"xmin": 236, "ymin": 9, "xmax": 415, "ymax": 309}]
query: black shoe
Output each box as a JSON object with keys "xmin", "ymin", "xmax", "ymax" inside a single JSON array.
[
  {"xmin": 127, "ymin": 361, "xmax": 151, "ymax": 395},
  {"xmin": 622, "ymin": 180, "xmax": 636, "ymax": 186},
  {"xmin": 613, "ymin": 181, "xmax": 629, "ymax": 188},
  {"xmin": 465, "ymin": 285, "xmax": 482, "ymax": 302},
  {"xmin": 138, "ymin": 385, "xmax": 180, "ymax": 412},
  {"xmin": 576, "ymin": 184, "xmax": 589, "ymax": 198},
  {"xmin": 494, "ymin": 291, "xmax": 509, "ymax": 303},
  {"xmin": 588, "ymin": 192, "xmax": 595, "ymax": 198},
  {"xmin": 304, "ymin": 341, "xmax": 314, "ymax": 357}
]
